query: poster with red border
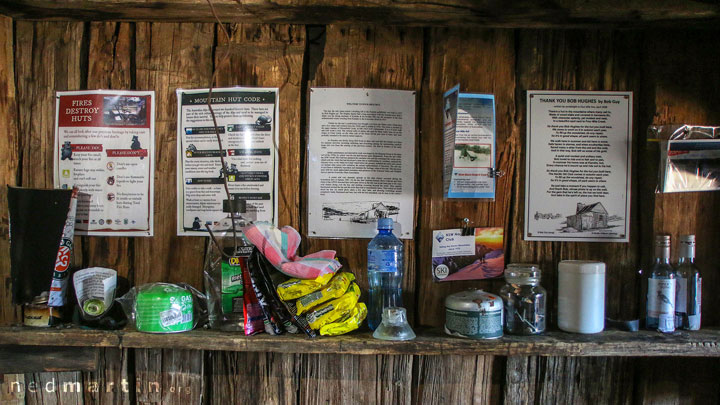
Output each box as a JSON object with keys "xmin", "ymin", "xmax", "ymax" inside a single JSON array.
[{"xmin": 54, "ymin": 90, "xmax": 155, "ymax": 236}]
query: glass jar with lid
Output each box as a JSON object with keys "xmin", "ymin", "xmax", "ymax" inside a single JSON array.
[{"xmin": 498, "ymin": 263, "xmax": 546, "ymax": 335}]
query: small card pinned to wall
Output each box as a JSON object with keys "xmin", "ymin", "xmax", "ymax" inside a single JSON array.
[
  {"xmin": 442, "ymin": 85, "xmax": 500, "ymax": 200},
  {"xmin": 431, "ymin": 226, "xmax": 504, "ymax": 282}
]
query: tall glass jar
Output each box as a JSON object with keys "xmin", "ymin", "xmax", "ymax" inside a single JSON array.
[{"xmin": 499, "ymin": 264, "xmax": 546, "ymax": 335}]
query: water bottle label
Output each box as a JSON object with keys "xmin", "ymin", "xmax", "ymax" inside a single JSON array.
[
  {"xmin": 647, "ymin": 278, "xmax": 675, "ymax": 319},
  {"xmin": 368, "ymin": 250, "xmax": 398, "ymax": 272}
]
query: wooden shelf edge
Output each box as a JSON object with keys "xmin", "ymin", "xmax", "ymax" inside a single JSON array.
[
  {"xmin": 0, "ymin": 0, "xmax": 719, "ymax": 28},
  {"xmin": 0, "ymin": 326, "xmax": 719, "ymax": 357}
]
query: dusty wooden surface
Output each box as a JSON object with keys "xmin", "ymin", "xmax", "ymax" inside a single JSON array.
[
  {"xmin": 2, "ymin": 326, "xmax": 720, "ymax": 357},
  {"xmin": 2, "ymin": 0, "xmax": 720, "ymax": 28},
  {"xmin": 0, "ymin": 20, "xmax": 719, "ymax": 404}
]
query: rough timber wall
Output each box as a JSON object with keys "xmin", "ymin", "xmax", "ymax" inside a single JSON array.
[{"xmin": 0, "ymin": 17, "xmax": 719, "ymax": 404}]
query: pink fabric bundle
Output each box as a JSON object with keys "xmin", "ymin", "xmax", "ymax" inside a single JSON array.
[{"xmin": 243, "ymin": 223, "xmax": 341, "ymax": 279}]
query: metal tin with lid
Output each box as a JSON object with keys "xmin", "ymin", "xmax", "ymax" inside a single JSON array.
[
  {"xmin": 135, "ymin": 284, "xmax": 194, "ymax": 333},
  {"xmin": 444, "ymin": 290, "xmax": 503, "ymax": 339}
]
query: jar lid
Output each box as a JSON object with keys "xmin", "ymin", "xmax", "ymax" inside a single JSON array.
[
  {"xmin": 446, "ymin": 289, "xmax": 502, "ymax": 312},
  {"xmin": 558, "ymin": 260, "xmax": 606, "ymax": 274},
  {"xmin": 504, "ymin": 264, "xmax": 541, "ymax": 284}
]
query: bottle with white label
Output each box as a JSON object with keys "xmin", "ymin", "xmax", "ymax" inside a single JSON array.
[
  {"xmin": 367, "ymin": 218, "xmax": 404, "ymax": 331},
  {"xmin": 646, "ymin": 234, "xmax": 676, "ymax": 332},
  {"xmin": 675, "ymin": 234, "xmax": 701, "ymax": 330}
]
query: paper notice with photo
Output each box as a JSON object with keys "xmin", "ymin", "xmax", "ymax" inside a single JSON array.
[
  {"xmin": 176, "ymin": 88, "xmax": 279, "ymax": 235},
  {"xmin": 54, "ymin": 90, "xmax": 155, "ymax": 236},
  {"xmin": 307, "ymin": 88, "xmax": 416, "ymax": 239},
  {"xmin": 524, "ymin": 91, "xmax": 632, "ymax": 242}
]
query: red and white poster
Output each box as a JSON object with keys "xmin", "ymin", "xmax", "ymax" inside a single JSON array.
[{"xmin": 54, "ymin": 90, "xmax": 155, "ymax": 236}]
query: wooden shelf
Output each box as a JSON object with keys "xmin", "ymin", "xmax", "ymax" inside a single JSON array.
[
  {"xmin": 0, "ymin": 0, "xmax": 719, "ymax": 28},
  {"xmin": 1, "ymin": 326, "xmax": 719, "ymax": 357}
]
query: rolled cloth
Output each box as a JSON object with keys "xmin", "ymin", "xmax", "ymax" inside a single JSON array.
[{"xmin": 243, "ymin": 223, "xmax": 341, "ymax": 279}]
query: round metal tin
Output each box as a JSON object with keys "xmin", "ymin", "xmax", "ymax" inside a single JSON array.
[{"xmin": 444, "ymin": 290, "xmax": 503, "ymax": 339}]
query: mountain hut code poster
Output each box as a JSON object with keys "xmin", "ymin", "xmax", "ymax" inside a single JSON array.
[
  {"xmin": 176, "ymin": 88, "xmax": 279, "ymax": 235},
  {"xmin": 54, "ymin": 90, "xmax": 155, "ymax": 236}
]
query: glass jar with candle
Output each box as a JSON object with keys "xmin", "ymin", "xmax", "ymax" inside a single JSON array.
[{"xmin": 499, "ymin": 264, "xmax": 547, "ymax": 335}]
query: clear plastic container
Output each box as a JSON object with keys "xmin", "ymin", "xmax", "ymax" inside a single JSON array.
[
  {"xmin": 498, "ymin": 264, "xmax": 546, "ymax": 335},
  {"xmin": 367, "ymin": 218, "xmax": 404, "ymax": 331}
]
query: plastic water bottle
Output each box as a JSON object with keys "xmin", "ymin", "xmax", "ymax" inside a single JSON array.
[{"xmin": 367, "ymin": 218, "xmax": 404, "ymax": 331}]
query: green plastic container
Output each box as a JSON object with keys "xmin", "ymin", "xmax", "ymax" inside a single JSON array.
[{"xmin": 135, "ymin": 284, "xmax": 194, "ymax": 333}]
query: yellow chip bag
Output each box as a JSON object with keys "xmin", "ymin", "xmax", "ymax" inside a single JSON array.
[
  {"xmin": 276, "ymin": 272, "xmax": 334, "ymax": 301},
  {"xmin": 296, "ymin": 272, "xmax": 355, "ymax": 315},
  {"xmin": 319, "ymin": 302, "xmax": 367, "ymax": 336},
  {"xmin": 307, "ymin": 283, "xmax": 361, "ymax": 330}
]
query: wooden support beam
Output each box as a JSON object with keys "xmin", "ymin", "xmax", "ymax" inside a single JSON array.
[{"xmin": 0, "ymin": 1, "xmax": 719, "ymax": 28}]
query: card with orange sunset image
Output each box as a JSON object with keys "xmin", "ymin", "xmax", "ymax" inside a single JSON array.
[{"xmin": 431, "ymin": 227, "xmax": 504, "ymax": 282}]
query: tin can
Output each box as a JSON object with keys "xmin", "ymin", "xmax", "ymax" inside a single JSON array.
[
  {"xmin": 23, "ymin": 293, "xmax": 62, "ymax": 327},
  {"xmin": 444, "ymin": 290, "xmax": 503, "ymax": 339}
]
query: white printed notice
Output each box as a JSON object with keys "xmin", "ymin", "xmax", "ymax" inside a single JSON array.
[
  {"xmin": 176, "ymin": 88, "xmax": 279, "ymax": 235},
  {"xmin": 307, "ymin": 88, "xmax": 416, "ymax": 239},
  {"xmin": 54, "ymin": 90, "xmax": 155, "ymax": 236},
  {"xmin": 525, "ymin": 91, "xmax": 632, "ymax": 242}
]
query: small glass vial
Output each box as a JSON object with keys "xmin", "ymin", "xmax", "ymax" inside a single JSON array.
[{"xmin": 499, "ymin": 264, "xmax": 546, "ymax": 335}]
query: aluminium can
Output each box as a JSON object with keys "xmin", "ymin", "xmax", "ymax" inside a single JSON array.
[{"xmin": 444, "ymin": 290, "xmax": 503, "ymax": 339}]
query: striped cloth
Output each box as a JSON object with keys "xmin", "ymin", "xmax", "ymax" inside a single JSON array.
[{"xmin": 243, "ymin": 223, "xmax": 341, "ymax": 279}]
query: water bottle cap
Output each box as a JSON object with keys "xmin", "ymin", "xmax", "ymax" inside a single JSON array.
[{"xmin": 377, "ymin": 218, "xmax": 393, "ymax": 230}]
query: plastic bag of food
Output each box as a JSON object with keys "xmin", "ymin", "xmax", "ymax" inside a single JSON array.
[
  {"xmin": 276, "ymin": 272, "xmax": 334, "ymax": 301},
  {"xmin": 307, "ymin": 283, "xmax": 361, "ymax": 330},
  {"xmin": 296, "ymin": 272, "xmax": 355, "ymax": 315},
  {"xmin": 320, "ymin": 302, "xmax": 367, "ymax": 336}
]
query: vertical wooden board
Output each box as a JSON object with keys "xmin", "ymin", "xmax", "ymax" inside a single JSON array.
[
  {"xmin": 133, "ymin": 23, "xmax": 214, "ymax": 287},
  {"xmin": 298, "ymin": 353, "xmax": 412, "ymax": 404},
  {"xmin": 206, "ymin": 351, "xmax": 298, "ymax": 405},
  {"xmin": 23, "ymin": 371, "xmax": 84, "ymax": 405},
  {"xmin": 15, "ymin": 22, "xmax": 85, "ymax": 190},
  {"xmin": 634, "ymin": 358, "xmax": 720, "ymax": 405},
  {"xmin": 507, "ymin": 29, "xmax": 642, "ymax": 405},
  {"xmin": 510, "ymin": 29, "xmax": 642, "ymax": 323},
  {"xmin": 1, "ymin": 374, "xmax": 26, "ymax": 405},
  {"xmin": 415, "ymin": 355, "xmax": 501, "ymax": 404},
  {"xmin": 304, "ymin": 25, "xmax": 423, "ymax": 316},
  {"xmin": 0, "ymin": 16, "xmax": 20, "ymax": 326},
  {"xmin": 642, "ymin": 30, "xmax": 720, "ymax": 327},
  {"xmin": 83, "ymin": 348, "xmax": 132, "ymax": 405},
  {"xmin": 135, "ymin": 348, "xmax": 204, "ymax": 404},
  {"xmin": 416, "ymin": 28, "xmax": 516, "ymax": 328},
  {"xmin": 215, "ymin": 24, "xmax": 306, "ymax": 229},
  {"xmin": 84, "ymin": 22, "xmax": 134, "ymax": 279}
]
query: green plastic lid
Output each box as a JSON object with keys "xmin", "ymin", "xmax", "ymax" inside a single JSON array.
[{"xmin": 135, "ymin": 284, "xmax": 194, "ymax": 333}]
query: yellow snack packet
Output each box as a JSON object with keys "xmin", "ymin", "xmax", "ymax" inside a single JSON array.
[
  {"xmin": 296, "ymin": 272, "xmax": 355, "ymax": 315},
  {"xmin": 276, "ymin": 272, "xmax": 334, "ymax": 301},
  {"xmin": 319, "ymin": 302, "xmax": 367, "ymax": 336},
  {"xmin": 307, "ymin": 283, "xmax": 361, "ymax": 330}
]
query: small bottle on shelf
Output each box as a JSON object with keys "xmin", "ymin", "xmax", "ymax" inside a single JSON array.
[
  {"xmin": 675, "ymin": 234, "xmax": 701, "ymax": 330},
  {"xmin": 646, "ymin": 234, "xmax": 676, "ymax": 333}
]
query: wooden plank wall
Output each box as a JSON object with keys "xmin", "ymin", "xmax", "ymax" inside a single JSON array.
[{"xmin": 0, "ymin": 17, "xmax": 719, "ymax": 404}]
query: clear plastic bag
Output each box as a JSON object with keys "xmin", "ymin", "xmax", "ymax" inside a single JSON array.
[
  {"xmin": 116, "ymin": 283, "xmax": 207, "ymax": 333},
  {"xmin": 650, "ymin": 125, "xmax": 720, "ymax": 193}
]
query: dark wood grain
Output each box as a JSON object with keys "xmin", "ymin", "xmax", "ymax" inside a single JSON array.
[
  {"xmin": 0, "ymin": 16, "xmax": 20, "ymax": 326},
  {"xmin": 302, "ymin": 25, "xmax": 423, "ymax": 321},
  {"xmin": 132, "ymin": 22, "xmax": 214, "ymax": 287},
  {"xmin": 416, "ymin": 28, "xmax": 516, "ymax": 328},
  {"xmin": 84, "ymin": 22, "xmax": 135, "ymax": 279},
  {"xmin": 2, "ymin": 0, "xmax": 720, "ymax": 28},
  {"xmin": 0, "ymin": 345, "xmax": 98, "ymax": 373}
]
